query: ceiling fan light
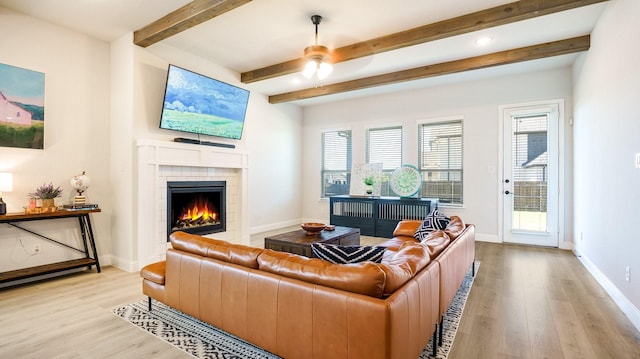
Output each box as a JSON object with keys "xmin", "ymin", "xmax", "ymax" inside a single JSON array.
[
  {"xmin": 317, "ymin": 62, "xmax": 333, "ymax": 80},
  {"xmin": 302, "ymin": 60, "xmax": 318, "ymax": 79},
  {"xmin": 301, "ymin": 14, "xmax": 333, "ymax": 81}
]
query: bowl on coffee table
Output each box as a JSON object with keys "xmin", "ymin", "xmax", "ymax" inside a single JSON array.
[{"xmin": 301, "ymin": 222, "xmax": 325, "ymax": 235}]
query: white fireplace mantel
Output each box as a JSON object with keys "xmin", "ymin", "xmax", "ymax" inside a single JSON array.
[{"xmin": 136, "ymin": 139, "xmax": 249, "ymax": 269}]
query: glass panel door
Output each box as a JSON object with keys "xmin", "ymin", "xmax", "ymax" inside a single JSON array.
[{"xmin": 502, "ymin": 103, "xmax": 559, "ymax": 247}]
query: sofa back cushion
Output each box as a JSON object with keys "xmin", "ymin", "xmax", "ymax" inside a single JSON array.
[
  {"xmin": 257, "ymin": 249, "xmax": 386, "ymax": 298},
  {"xmin": 445, "ymin": 216, "xmax": 466, "ymax": 240},
  {"xmin": 379, "ymin": 241, "xmax": 431, "ymax": 296},
  {"xmin": 392, "ymin": 220, "xmax": 422, "ymax": 238},
  {"xmin": 170, "ymin": 231, "xmax": 262, "ymax": 269},
  {"xmin": 421, "ymin": 230, "xmax": 451, "ymax": 259}
]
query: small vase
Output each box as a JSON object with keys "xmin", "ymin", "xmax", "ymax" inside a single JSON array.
[
  {"xmin": 42, "ymin": 198, "xmax": 55, "ymax": 208},
  {"xmin": 365, "ymin": 185, "xmax": 373, "ymax": 195}
]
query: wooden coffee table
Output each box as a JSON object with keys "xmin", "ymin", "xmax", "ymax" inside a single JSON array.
[{"xmin": 264, "ymin": 226, "xmax": 360, "ymax": 257}]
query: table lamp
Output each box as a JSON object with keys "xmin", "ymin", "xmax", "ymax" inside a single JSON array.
[{"xmin": 0, "ymin": 172, "xmax": 13, "ymax": 215}]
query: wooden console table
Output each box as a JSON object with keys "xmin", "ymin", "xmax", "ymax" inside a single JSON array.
[
  {"xmin": 330, "ymin": 196, "xmax": 438, "ymax": 238},
  {"xmin": 0, "ymin": 209, "xmax": 101, "ymax": 284}
]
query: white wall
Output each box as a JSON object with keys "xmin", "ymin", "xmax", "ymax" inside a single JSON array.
[
  {"xmin": 0, "ymin": 7, "xmax": 112, "ymax": 272},
  {"xmin": 573, "ymin": 0, "xmax": 640, "ymax": 326},
  {"xmin": 0, "ymin": 7, "xmax": 303, "ymax": 273},
  {"xmin": 136, "ymin": 43, "xmax": 304, "ymax": 234},
  {"xmin": 105, "ymin": 39, "xmax": 303, "ymax": 268},
  {"xmin": 301, "ymin": 67, "xmax": 573, "ymax": 244},
  {"xmin": 132, "ymin": 44, "xmax": 303, "ymax": 235}
]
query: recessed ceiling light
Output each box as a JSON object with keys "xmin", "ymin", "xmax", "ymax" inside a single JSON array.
[{"xmin": 476, "ymin": 36, "xmax": 492, "ymax": 46}]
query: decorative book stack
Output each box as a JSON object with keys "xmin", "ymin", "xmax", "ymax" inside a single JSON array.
[{"xmin": 63, "ymin": 203, "xmax": 99, "ymax": 211}]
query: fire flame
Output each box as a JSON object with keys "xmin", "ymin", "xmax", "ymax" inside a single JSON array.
[{"xmin": 179, "ymin": 198, "xmax": 218, "ymax": 222}]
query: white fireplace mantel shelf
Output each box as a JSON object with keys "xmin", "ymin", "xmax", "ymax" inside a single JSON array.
[
  {"xmin": 136, "ymin": 138, "xmax": 248, "ymax": 169},
  {"xmin": 136, "ymin": 138, "xmax": 249, "ymax": 269}
]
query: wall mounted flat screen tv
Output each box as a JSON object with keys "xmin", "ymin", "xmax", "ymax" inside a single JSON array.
[{"xmin": 159, "ymin": 64, "xmax": 250, "ymax": 140}]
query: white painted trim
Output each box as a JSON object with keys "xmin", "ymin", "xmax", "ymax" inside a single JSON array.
[
  {"xmin": 476, "ymin": 233, "xmax": 500, "ymax": 243},
  {"xmin": 250, "ymin": 219, "xmax": 304, "ymax": 235},
  {"xmin": 320, "ymin": 126, "xmax": 352, "ymax": 133},
  {"xmin": 136, "ymin": 139, "xmax": 250, "ymax": 270},
  {"xmin": 497, "ymin": 98, "xmax": 566, "ymax": 247},
  {"xmin": 363, "ymin": 121, "xmax": 404, "ymax": 130},
  {"xmin": 109, "ymin": 255, "xmax": 139, "ymax": 273},
  {"xmin": 576, "ymin": 251, "xmax": 640, "ymax": 332},
  {"xmin": 415, "ymin": 115, "xmax": 464, "ymax": 125}
]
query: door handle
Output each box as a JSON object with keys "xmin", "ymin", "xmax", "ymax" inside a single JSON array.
[
  {"xmin": 505, "ymin": 190, "xmax": 511, "ymax": 195},
  {"xmin": 505, "ymin": 179, "xmax": 510, "ymax": 183}
]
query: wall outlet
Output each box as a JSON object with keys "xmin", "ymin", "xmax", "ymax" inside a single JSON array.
[
  {"xmin": 626, "ymin": 266, "xmax": 631, "ymax": 282},
  {"xmin": 34, "ymin": 244, "xmax": 41, "ymax": 254}
]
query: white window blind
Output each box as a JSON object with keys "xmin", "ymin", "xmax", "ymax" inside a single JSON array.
[
  {"xmin": 321, "ymin": 130, "xmax": 352, "ymax": 197},
  {"xmin": 512, "ymin": 114, "xmax": 548, "ymax": 216},
  {"xmin": 418, "ymin": 120, "xmax": 463, "ymax": 204},
  {"xmin": 366, "ymin": 126, "xmax": 402, "ymax": 196},
  {"xmin": 366, "ymin": 126, "xmax": 402, "ymax": 170}
]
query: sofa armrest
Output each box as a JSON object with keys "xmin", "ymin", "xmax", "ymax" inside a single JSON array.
[
  {"xmin": 140, "ymin": 261, "xmax": 166, "ymax": 285},
  {"xmin": 392, "ymin": 220, "xmax": 422, "ymax": 237}
]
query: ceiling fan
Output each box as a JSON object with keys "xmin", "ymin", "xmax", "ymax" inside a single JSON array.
[{"xmin": 301, "ymin": 15, "xmax": 333, "ymax": 80}]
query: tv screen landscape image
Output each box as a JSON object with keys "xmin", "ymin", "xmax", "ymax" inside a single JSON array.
[{"xmin": 159, "ymin": 64, "xmax": 250, "ymax": 140}]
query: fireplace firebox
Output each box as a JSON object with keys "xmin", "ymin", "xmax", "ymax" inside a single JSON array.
[{"xmin": 167, "ymin": 181, "xmax": 226, "ymax": 241}]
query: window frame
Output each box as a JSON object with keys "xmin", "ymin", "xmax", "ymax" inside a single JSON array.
[
  {"xmin": 365, "ymin": 124, "xmax": 403, "ymax": 197},
  {"xmin": 417, "ymin": 118, "xmax": 464, "ymax": 205},
  {"xmin": 321, "ymin": 129, "xmax": 353, "ymax": 198}
]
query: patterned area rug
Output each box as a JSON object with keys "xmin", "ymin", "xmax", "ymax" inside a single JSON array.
[
  {"xmin": 422, "ymin": 261, "xmax": 479, "ymax": 359},
  {"xmin": 113, "ymin": 262, "xmax": 478, "ymax": 359}
]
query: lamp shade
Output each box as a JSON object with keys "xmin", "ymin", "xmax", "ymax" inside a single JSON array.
[{"xmin": 0, "ymin": 173, "xmax": 13, "ymax": 192}]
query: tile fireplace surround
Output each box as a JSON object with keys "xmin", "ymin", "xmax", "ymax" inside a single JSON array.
[{"xmin": 136, "ymin": 139, "xmax": 249, "ymax": 269}]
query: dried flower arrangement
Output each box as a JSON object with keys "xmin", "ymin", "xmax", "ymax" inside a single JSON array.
[{"xmin": 30, "ymin": 182, "xmax": 63, "ymax": 199}]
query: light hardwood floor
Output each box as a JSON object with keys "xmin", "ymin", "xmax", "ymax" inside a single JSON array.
[
  {"xmin": 1, "ymin": 240, "xmax": 639, "ymax": 358},
  {"xmin": 451, "ymin": 242, "xmax": 640, "ymax": 359}
]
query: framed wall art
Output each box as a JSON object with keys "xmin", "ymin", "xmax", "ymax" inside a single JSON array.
[
  {"xmin": 349, "ymin": 163, "xmax": 383, "ymax": 196},
  {"xmin": 0, "ymin": 63, "xmax": 45, "ymax": 149}
]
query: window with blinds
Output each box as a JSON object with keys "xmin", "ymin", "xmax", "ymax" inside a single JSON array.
[
  {"xmin": 418, "ymin": 120, "xmax": 463, "ymax": 204},
  {"xmin": 321, "ymin": 130, "xmax": 352, "ymax": 197},
  {"xmin": 366, "ymin": 126, "xmax": 402, "ymax": 196}
]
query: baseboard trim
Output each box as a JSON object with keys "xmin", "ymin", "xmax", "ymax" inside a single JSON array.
[
  {"xmin": 110, "ymin": 255, "xmax": 139, "ymax": 273},
  {"xmin": 250, "ymin": 219, "xmax": 307, "ymax": 235},
  {"xmin": 576, "ymin": 251, "xmax": 640, "ymax": 332},
  {"xmin": 476, "ymin": 233, "xmax": 500, "ymax": 243}
]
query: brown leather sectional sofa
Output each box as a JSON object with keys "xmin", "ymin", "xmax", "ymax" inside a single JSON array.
[{"xmin": 141, "ymin": 217, "xmax": 475, "ymax": 359}]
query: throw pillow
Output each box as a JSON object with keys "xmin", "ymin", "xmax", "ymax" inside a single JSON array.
[
  {"xmin": 413, "ymin": 209, "xmax": 450, "ymax": 242},
  {"xmin": 311, "ymin": 243, "xmax": 386, "ymax": 264}
]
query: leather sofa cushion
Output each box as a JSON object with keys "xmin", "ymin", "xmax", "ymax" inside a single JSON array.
[
  {"xmin": 378, "ymin": 236, "xmax": 416, "ymax": 251},
  {"xmin": 392, "ymin": 220, "xmax": 422, "ymax": 238},
  {"xmin": 141, "ymin": 261, "xmax": 166, "ymax": 284},
  {"xmin": 379, "ymin": 241, "xmax": 431, "ymax": 296},
  {"xmin": 445, "ymin": 216, "xmax": 466, "ymax": 240},
  {"xmin": 170, "ymin": 231, "xmax": 263, "ymax": 269},
  {"xmin": 257, "ymin": 249, "xmax": 386, "ymax": 298},
  {"xmin": 422, "ymin": 230, "xmax": 451, "ymax": 259}
]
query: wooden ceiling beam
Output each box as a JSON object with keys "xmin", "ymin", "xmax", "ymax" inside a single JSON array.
[
  {"xmin": 242, "ymin": 0, "xmax": 607, "ymax": 83},
  {"xmin": 134, "ymin": 0, "xmax": 252, "ymax": 48},
  {"xmin": 268, "ymin": 35, "xmax": 589, "ymax": 104}
]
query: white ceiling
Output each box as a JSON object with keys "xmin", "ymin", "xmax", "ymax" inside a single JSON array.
[{"xmin": 0, "ymin": 0, "xmax": 607, "ymax": 105}]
